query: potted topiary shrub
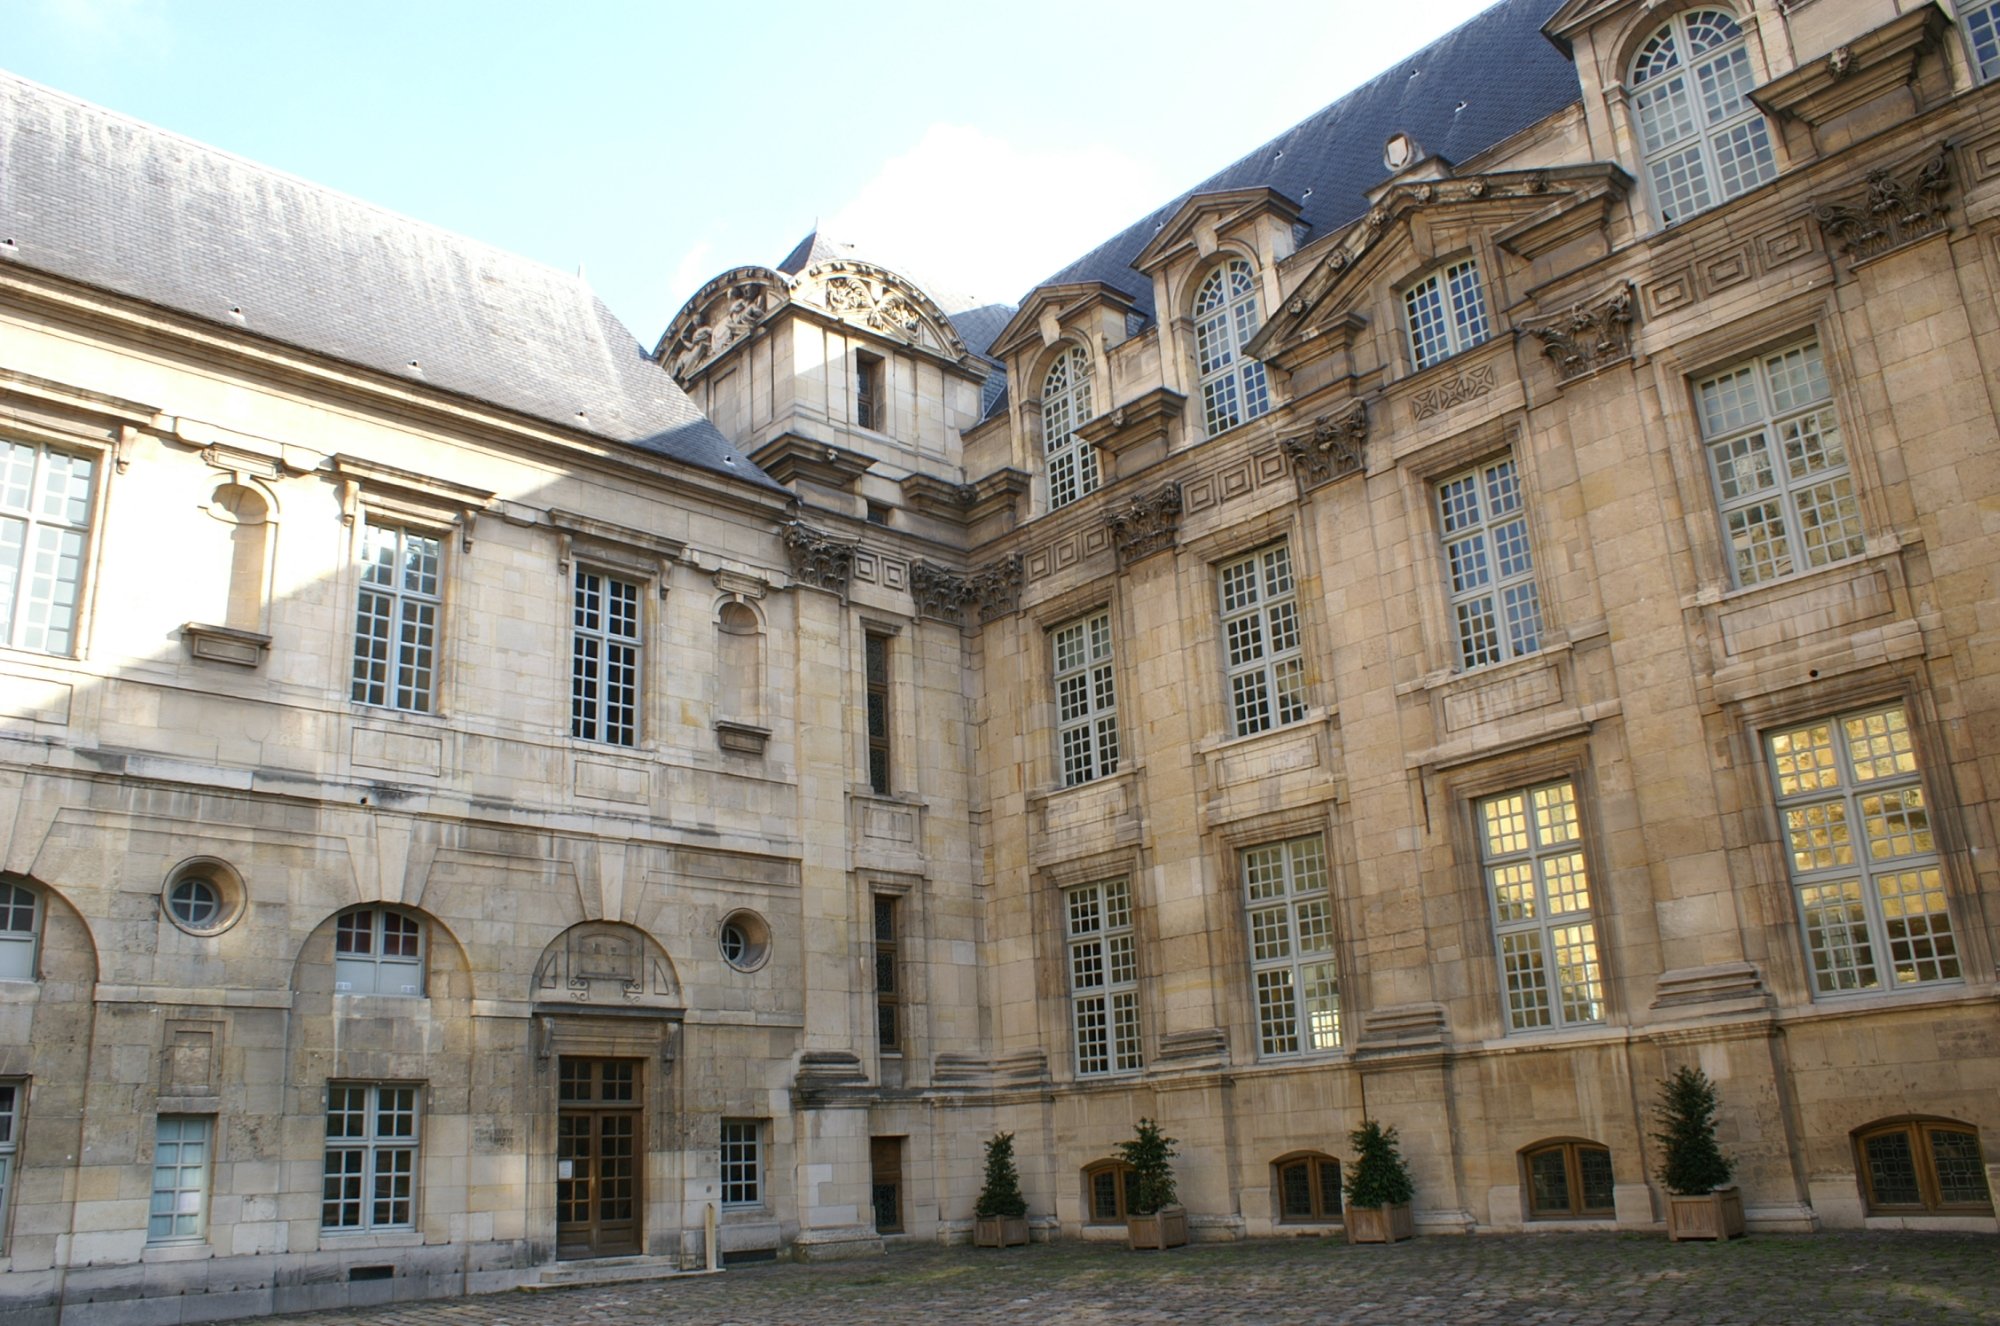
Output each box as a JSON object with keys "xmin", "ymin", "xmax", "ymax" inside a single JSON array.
[
  {"xmin": 1655, "ymin": 1066, "xmax": 1745, "ymax": 1241},
  {"xmin": 1118, "ymin": 1117, "xmax": 1187, "ymax": 1250},
  {"xmin": 973, "ymin": 1130, "xmax": 1030, "ymax": 1247},
  {"xmin": 1343, "ymin": 1120, "xmax": 1416, "ymax": 1243}
]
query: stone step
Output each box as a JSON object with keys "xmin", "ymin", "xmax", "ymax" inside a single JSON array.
[{"xmin": 525, "ymin": 1255, "xmax": 723, "ymax": 1290}]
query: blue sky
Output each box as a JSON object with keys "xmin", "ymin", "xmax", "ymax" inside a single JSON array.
[{"xmin": 14, "ymin": 0, "xmax": 1497, "ymax": 340}]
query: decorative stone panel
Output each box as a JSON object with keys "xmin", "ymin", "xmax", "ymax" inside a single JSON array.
[
  {"xmin": 784, "ymin": 521, "xmax": 855, "ymax": 596},
  {"xmin": 1107, "ymin": 482, "xmax": 1183, "ymax": 565},
  {"xmin": 1281, "ymin": 399, "xmax": 1367, "ymax": 493}
]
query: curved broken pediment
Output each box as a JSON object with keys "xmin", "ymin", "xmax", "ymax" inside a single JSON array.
[
  {"xmin": 657, "ymin": 265, "xmax": 790, "ymax": 387},
  {"xmin": 532, "ymin": 920, "xmax": 682, "ymax": 1009},
  {"xmin": 791, "ymin": 259, "xmax": 971, "ymax": 362}
]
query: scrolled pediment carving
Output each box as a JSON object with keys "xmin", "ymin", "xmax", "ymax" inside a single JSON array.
[
  {"xmin": 1524, "ymin": 284, "xmax": 1634, "ymax": 385},
  {"xmin": 1812, "ymin": 142, "xmax": 1952, "ymax": 267},
  {"xmin": 1107, "ymin": 482, "xmax": 1184, "ymax": 566},
  {"xmin": 791, "ymin": 259, "xmax": 971, "ymax": 361},
  {"xmin": 1281, "ymin": 400, "xmax": 1368, "ymax": 493},
  {"xmin": 657, "ymin": 266, "xmax": 789, "ymax": 385}
]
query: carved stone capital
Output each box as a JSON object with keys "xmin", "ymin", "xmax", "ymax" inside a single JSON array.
[
  {"xmin": 1812, "ymin": 142, "xmax": 1952, "ymax": 267},
  {"xmin": 968, "ymin": 555, "xmax": 1025, "ymax": 623},
  {"xmin": 1107, "ymin": 482, "xmax": 1184, "ymax": 566},
  {"xmin": 783, "ymin": 522, "xmax": 855, "ymax": 596},
  {"xmin": 1281, "ymin": 399, "xmax": 1368, "ymax": 493},
  {"xmin": 910, "ymin": 560, "xmax": 975, "ymax": 624},
  {"xmin": 1524, "ymin": 283, "xmax": 1635, "ymax": 385}
]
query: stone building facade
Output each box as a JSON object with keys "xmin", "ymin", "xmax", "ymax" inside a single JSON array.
[{"xmin": 0, "ymin": 0, "xmax": 1996, "ymax": 1320}]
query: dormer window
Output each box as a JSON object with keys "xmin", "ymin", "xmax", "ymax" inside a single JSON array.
[
  {"xmin": 1629, "ymin": 9, "xmax": 1776, "ymax": 225},
  {"xmin": 1193, "ymin": 259, "xmax": 1271, "ymax": 438},
  {"xmin": 1965, "ymin": 3, "xmax": 2000, "ymax": 84},
  {"xmin": 1404, "ymin": 259, "xmax": 1491, "ymax": 372},
  {"xmin": 855, "ymin": 351, "xmax": 885, "ymax": 432},
  {"xmin": 1041, "ymin": 344, "xmax": 1098, "ymax": 509}
]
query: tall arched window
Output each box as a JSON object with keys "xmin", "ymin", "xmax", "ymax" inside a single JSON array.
[
  {"xmin": 1193, "ymin": 259, "xmax": 1271, "ymax": 438},
  {"xmin": 1629, "ymin": 9, "xmax": 1776, "ymax": 224},
  {"xmin": 1041, "ymin": 345, "xmax": 1097, "ymax": 509}
]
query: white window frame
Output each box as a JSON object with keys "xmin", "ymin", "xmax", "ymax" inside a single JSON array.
[
  {"xmin": 1065, "ymin": 878, "xmax": 1142, "ymax": 1076},
  {"xmin": 1243, "ymin": 835, "xmax": 1341, "ymax": 1057},
  {"xmin": 1766, "ymin": 703, "xmax": 1960, "ymax": 996},
  {"xmin": 0, "ymin": 883, "xmax": 38, "ymax": 981},
  {"xmin": 1438, "ymin": 455, "xmax": 1543, "ymax": 669},
  {"xmin": 1193, "ymin": 258, "xmax": 1272, "ymax": 438},
  {"xmin": 1628, "ymin": 7, "xmax": 1777, "ymax": 225},
  {"xmin": 1965, "ymin": 2, "xmax": 2000, "ymax": 83},
  {"xmin": 1041, "ymin": 344, "xmax": 1099, "ymax": 509},
  {"xmin": 720, "ymin": 1119, "xmax": 763, "ymax": 1208},
  {"xmin": 149, "ymin": 1115, "xmax": 213, "ymax": 1244},
  {"xmin": 1477, "ymin": 779, "xmax": 1606, "ymax": 1032},
  {"xmin": 0, "ymin": 438, "xmax": 97, "ymax": 656},
  {"xmin": 333, "ymin": 908, "xmax": 425, "ymax": 996},
  {"xmin": 1052, "ymin": 611, "xmax": 1119, "ymax": 787},
  {"xmin": 1217, "ymin": 542, "xmax": 1307, "ymax": 737},
  {"xmin": 1403, "ymin": 259, "xmax": 1491, "ymax": 372},
  {"xmin": 322, "ymin": 1083, "xmax": 419, "ymax": 1232},
  {"xmin": 571, "ymin": 566, "xmax": 642, "ymax": 746},
  {"xmin": 1696, "ymin": 339, "xmax": 1863, "ymax": 589},
  {"xmin": 350, "ymin": 520, "xmax": 443, "ymax": 712},
  {"xmin": 0, "ymin": 1081, "xmax": 23, "ymax": 1248}
]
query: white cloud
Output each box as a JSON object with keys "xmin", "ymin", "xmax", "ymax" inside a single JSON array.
[{"xmin": 822, "ymin": 123, "xmax": 1168, "ymax": 310}]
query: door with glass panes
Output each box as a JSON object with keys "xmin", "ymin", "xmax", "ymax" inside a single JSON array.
[{"xmin": 556, "ymin": 1057, "xmax": 642, "ymax": 1257}]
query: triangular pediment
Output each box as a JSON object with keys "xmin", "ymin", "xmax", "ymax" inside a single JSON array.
[
  {"xmin": 1131, "ymin": 187, "xmax": 1302, "ymax": 276},
  {"xmin": 988, "ymin": 281, "xmax": 1139, "ymax": 363},
  {"xmin": 1248, "ymin": 164, "xmax": 1628, "ymax": 363}
]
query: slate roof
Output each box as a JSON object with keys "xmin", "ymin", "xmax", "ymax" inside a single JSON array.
[
  {"xmin": 0, "ymin": 71, "xmax": 780, "ymax": 494},
  {"xmin": 1031, "ymin": 0, "xmax": 1580, "ymax": 318}
]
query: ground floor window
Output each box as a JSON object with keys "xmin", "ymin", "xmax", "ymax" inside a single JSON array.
[
  {"xmin": 150, "ymin": 1116, "xmax": 212, "ymax": 1243},
  {"xmin": 1856, "ymin": 1119, "xmax": 1992, "ymax": 1214},
  {"xmin": 1523, "ymin": 1139, "xmax": 1615, "ymax": 1218},
  {"xmin": 323, "ymin": 1083, "xmax": 419, "ymax": 1231},
  {"xmin": 1084, "ymin": 1160, "xmax": 1137, "ymax": 1224},
  {"xmin": 1275, "ymin": 1152, "xmax": 1342, "ymax": 1222},
  {"xmin": 721, "ymin": 1119, "xmax": 763, "ymax": 1208}
]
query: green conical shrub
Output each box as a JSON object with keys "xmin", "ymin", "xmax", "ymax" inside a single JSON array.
[
  {"xmin": 1117, "ymin": 1118, "xmax": 1178, "ymax": 1216},
  {"xmin": 974, "ymin": 1130, "xmax": 1027, "ymax": 1219},
  {"xmin": 1654, "ymin": 1066, "xmax": 1733, "ymax": 1196},
  {"xmin": 1344, "ymin": 1120, "xmax": 1415, "ymax": 1209}
]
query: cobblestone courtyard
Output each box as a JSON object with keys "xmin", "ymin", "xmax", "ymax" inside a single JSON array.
[{"xmin": 235, "ymin": 1232, "xmax": 1999, "ymax": 1326}]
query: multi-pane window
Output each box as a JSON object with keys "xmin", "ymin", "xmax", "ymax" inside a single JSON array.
[
  {"xmin": 1478, "ymin": 780, "xmax": 1605, "ymax": 1032},
  {"xmin": 1766, "ymin": 703, "xmax": 1959, "ymax": 995},
  {"xmin": 1404, "ymin": 260, "xmax": 1491, "ymax": 371},
  {"xmin": 720, "ymin": 1119, "xmax": 762, "ymax": 1207},
  {"xmin": 571, "ymin": 568, "xmax": 641, "ymax": 745},
  {"xmin": 1193, "ymin": 259, "xmax": 1272, "ymax": 438},
  {"xmin": 1967, "ymin": 2, "xmax": 2000, "ymax": 83},
  {"xmin": 1042, "ymin": 344, "xmax": 1098, "ymax": 509},
  {"xmin": 1085, "ymin": 1160, "xmax": 1138, "ymax": 1223},
  {"xmin": 0, "ymin": 883, "xmax": 38, "ymax": 981},
  {"xmin": 1698, "ymin": 341, "xmax": 1862, "ymax": 588},
  {"xmin": 1275, "ymin": 1154, "xmax": 1343, "ymax": 1222},
  {"xmin": 1218, "ymin": 543, "xmax": 1307, "ymax": 737},
  {"xmin": 1053, "ymin": 611, "xmax": 1119, "ymax": 787},
  {"xmin": 1629, "ymin": 8, "xmax": 1777, "ymax": 224},
  {"xmin": 874, "ymin": 895, "xmax": 901, "ymax": 1055},
  {"xmin": 333, "ymin": 908, "xmax": 424, "ymax": 997},
  {"xmin": 149, "ymin": 1116, "xmax": 212, "ymax": 1243},
  {"xmin": 1524, "ymin": 1141, "xmax": 1615, "ymax": 1219},
  {"xmin": 0, "ymin": 1082, "xmax": 18, "ymax": 1241},
  {"xmin": 1066, "ymin": 879, "xmax": 1142, "ymax": 1076},
  {"xmin": 1438, "ymin": 456, "xmax": 1542, "ymax": 669},
  {"xmin": 0, "ymin": 440, "xmax": 95, "ymax": 655},
  {"xmin": 351, "ymin": 521, "xmax": 441, "ymax": 712},
  {"xmin": 1857, "ymin": 1120, "xmax": 1992, "ymax": 1213},
  {"xmin": 865, "ymin": 632, "xmax": 892, "ymax": 795},
  {"xmin": 1243, "ymin": 836, "xmax": 1341, "ymax": 1056},
  {"xmin": 322, "ymin": 1083, "xmax": 418, "ymax": 1231}
]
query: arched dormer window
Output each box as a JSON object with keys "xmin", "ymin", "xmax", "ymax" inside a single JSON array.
[
  {"xmin": 1041, "ymin": 344, "xmax": 1098, "ymax": 509},
  {"xmin": 1193, "ymin": 259, "xmax": 1271, "ymax": 438},
  {"xmin": 1629, "ymin": 9, "xmax": 1776, "ymax": 225}
]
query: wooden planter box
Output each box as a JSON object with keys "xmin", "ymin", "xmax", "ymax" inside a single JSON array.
[
  {"xmin": 1345, "ymin": 1202, "xmax": 1415, "ymax": 1244},
  {"xmin": 973, "ymin": 1215, "xmax": 1030, "ymax": 1247},
  {"xmin": 1125, "ymin": 1206, "xmax": 1188, "ymax": 1250},
  {"xmin": 1667, "ymin": 1186, "xmax": 1746, "ymax": 1241}
]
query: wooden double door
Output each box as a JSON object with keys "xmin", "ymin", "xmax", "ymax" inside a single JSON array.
[{"xmin": 556, "ymin": 1057, "xmax": 643, "ymax": 1258}]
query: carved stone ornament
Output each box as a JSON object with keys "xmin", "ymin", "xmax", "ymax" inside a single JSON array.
[
  {"xmin": 658, "ymin": 265, "xmax": 789, "ymax": 385},
  {"xmin": 791, "ymin": 259, "xmax": 971, "ymax": 360},
  {"xmin": 1107, "ymin": 482, "xmax": 1184, "ymax": 566},
  {"xmin": 910, "ymin": 560, "xmax": 976, "ymax": 624},
  {"xmin": 1525, "ymin": 284, "xmax": 1635, "ymax": 384},
  {"xmin": 783, "ymin": 521, "xmax": 855, "ymax": 596},
  {"xmin": 1282, "ymin": 400, "xmax": 1368, "ymax": 492},
  {"xmin": 1812, "ymin": 143, "xmax": 1952, "ymax": 266},
  {"xmin": 533, "ymin": 922, "xmax": 681, "ymax": 1009},
  {"xmin": 968, "ymin": 555, "xmax": 1025, "ymax": 623},
  {"xmin": 1409, "ymin": 362, "xmax": 1498, "ymax": 422}
]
